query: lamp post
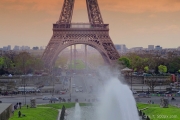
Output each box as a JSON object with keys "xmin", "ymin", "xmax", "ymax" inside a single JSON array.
[
  {"xmin": 23, "ymin": 77, "xmax": 26, "ymax": 105},
  {"xmin": 51, "ymin": 67, "xmax": 54, "ymax": 97},
  {"xmin": 69, "ymin": 77, "xmax": 71, "ymax": 100},
  {"xmin": 178, "ymin": 73, "xmax": 180, "ymax": 90},
  {"xmin": 52, "ymin": 75, "xmax": 54, "ymax": 96},
  {"xmin": 131, "ymin": 71, "xmax": 132, "ymax": 91},
  {"xmin": 160, "ymin": 83, "xmax": 162, "ymax": 92}
]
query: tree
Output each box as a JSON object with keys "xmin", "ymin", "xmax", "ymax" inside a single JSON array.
[
  {"xmin": 14, "ymin": 52, "xmax": 44, "ymax": 74},
  {"xmin": 145, "ymin": 79, "xmax": 159, "ymax": 92},
  {"xmin": 0, "ymin": 57, "xmax": 5, "ymax": 68},
  {"xmin": 60, "ymin": 105, "xmax": 66, "ymax": 120},
  {"xmin": 158, "ymin": 65, "xmax": 167, "ymax": 74},
  {"xmin": 87, "ymin": 54, "xmax": 104, "ymax": 68},
  {"xmin": 55, "ymin": 55, "xmax": 68, "ymax": 69},
  {"xmin": 118, "ymin": 57, "xmax": 131, "ymax": 68},
  {"xmin": 144, "ymin": 66, "xmax": 149, "ymax": 73},
  {"xmin": 166, "ymin": 57, "xmax": 180, "ymax": 73},
  {"xmin": 0, "ymin": 56, "xmax": 14, "ymax": 75},
  {"xmin": 145, "ymin": 76, "xmax": 170, "ymax": 92},
  {"xmin": 14, "ymin": 52, "xmax": 31, "ymax": 74}
]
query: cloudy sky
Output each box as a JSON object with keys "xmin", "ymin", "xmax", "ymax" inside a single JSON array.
[{"xmin": 0, "ymin": 0, "xmax": 180, "ymax": 49}]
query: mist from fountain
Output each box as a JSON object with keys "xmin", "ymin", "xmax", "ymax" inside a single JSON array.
[
  {"xmin": 66, "ymin": 68, "xmax": 139, "ymax": 120},
  {"xmin": 73, "ymin": 103, "xmax": 82, "ymax": 120},
  {"xmin": 96, "ymin": 77, "xmax": 139, "ymax": 120}
]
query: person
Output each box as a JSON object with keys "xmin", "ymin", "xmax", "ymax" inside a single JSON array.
[
  {"xmin": 16, "ymin": 103, "xmax": 19, "ymax": 109},
  {"xmin": 18, "ymin": 111, "xmax": 21, "ymax": 117},
  {"xmin": 171, "ymin": 97, "xmax": 176, "ymax": 100},
  {"xmin": 12, "ymin": 110, "xmax": 14, "ymax": 115},
  {"xmin": 12, "ymin": 107, "xmax": 14, "ymax": 115},
  {"xmin": 14, "ymin": 105, "xmax": 16, "ymax": 110},
  {"xmin": 27, "ymin": 105, "xmax": 29, "ymax": 109}
]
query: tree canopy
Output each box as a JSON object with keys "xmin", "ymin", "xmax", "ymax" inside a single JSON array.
[
  {"xmin": 118, "ymin": 52, "xmax": 180, "ymax": 74},
  {"xmin": 0, "ymin": 52, "xmax": 44, "ymax": 75}
]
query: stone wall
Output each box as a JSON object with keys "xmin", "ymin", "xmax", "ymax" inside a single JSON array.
[
  {"xmin": 0, "ymin": 76, "xmax": 63, "ymax": 89},
  {"xmin": 124, "ymin": 76, "xmax": 144, "ymax": 84},
  {"xmin": 124, "ymin": 75, "xmax": 171, "ymax": 85},
  {"xmin": 0, "ymin": 104, "xmax": 12, "ymax": 120}
]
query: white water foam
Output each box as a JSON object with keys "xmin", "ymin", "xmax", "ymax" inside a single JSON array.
[
  {"xmin": 96, "ymin": 77, "xmax": 139, "ymax": 120},
  {"xmin": 73, "ymin": 103, "xmax": 82, "ymax": 120}
]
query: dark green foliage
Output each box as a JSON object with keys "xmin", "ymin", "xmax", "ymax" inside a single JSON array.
[
  {"xmin": 146, "ymin": 116, "xmax": 150, "ymax": 120},
  {"xmin": 118, "ymin": 53, "xmax": 180, "ymax": 74},
  {"xmin": 60, "ymin": 105, "xmax": 66, "ymax": 120},
  {"xmin": 139, "ymin": 110, "xmax": 142, "ymax": 116},
  {"xmin": 0, "ymin": 51, "xmax": 44, "ymax": 75},
  {"xmin": 119, "ymin": 57, "xmax": 131, "ymax": 68}
]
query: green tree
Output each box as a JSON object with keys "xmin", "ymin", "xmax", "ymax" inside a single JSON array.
[
  {"xmin": 0, "ymin": 56, "xmax": 14, "ymax": 70},
  {"xmin": 158, "ymin": 65, "xmax": 167, "ymax": 74},
  {"xmin": 144, "ymin": 66, "xmax": 149, "ymax": 73},
  {"xmin": 55, "ymin": 55, "xmax": 68, "ymax": 69},
  {"xmin": 166, "ymin": 57, "xmax": 180, "ymax": 73},
  {"xmin": 118, "ymin": 57, "xmax": 131, "ymax": 68},
  {"xmin": 129, "ymin": 55, "xmax": 144, "ymax": 71},
  {"xmin": 14, "ymin": 52, "xmax": 44, "ymax": 74},
  {"xmin": 0, "ymin": 57, "xmax": 5, "ymax": 68}
]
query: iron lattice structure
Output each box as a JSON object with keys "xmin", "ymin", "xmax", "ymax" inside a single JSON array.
[{"xmin": 42, "ymin": 0, "xmax": 120, "ymax": 67}]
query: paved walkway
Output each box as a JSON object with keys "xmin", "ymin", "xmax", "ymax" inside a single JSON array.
[{"xmin": 57, "ymin": 109, "xmax": 61, "ymax": 120}]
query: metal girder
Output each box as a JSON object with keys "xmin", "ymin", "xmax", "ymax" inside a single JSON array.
[
  {"xmin": 42, "ymin": 29, "xmax": 120, "ymax": 67},
  {"xmin": 86, "ymin": 0, "xmax": 104, "ymax": 24},
  {"xmin": 57, "ymin": 0, "xmax": 75, "ymax": 24},
  {"xmin": 42, "ymin": 0, "xmax": 120, "ymax": 68}
]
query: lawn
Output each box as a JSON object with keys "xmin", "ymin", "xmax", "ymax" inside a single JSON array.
[
  {"xmin": 9, "ymin": 103, "xmax": 90, "ymax": 120},
  {"xmin": 137, "ymin": 103, "xmax": 180, "ymax": 120},
  {"xmin": 9, "ymin": 107, "xmax": 58, "ymax": 120}
]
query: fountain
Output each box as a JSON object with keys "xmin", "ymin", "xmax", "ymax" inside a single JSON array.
[
  {"xmin": 66, "ymin": 73, "xmax": 139, "ymax": 120},
  {"xmin": 96, "ymin": 77, "xmax": 139, "ymax": 120},
  {"xmin": 73, "ymin": 103, "xmax": 82, "ymax": 120}
]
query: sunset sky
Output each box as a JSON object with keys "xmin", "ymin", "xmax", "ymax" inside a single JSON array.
[{"xmin": 0, "ymin": 0, "xmax": 180, "ymax": 49}]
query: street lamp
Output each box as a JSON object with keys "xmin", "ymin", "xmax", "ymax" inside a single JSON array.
[
  {"xmin": 52, "ymin": 75, "xmax": 54, "ymax": 96},
  {"xmin": 178, "ymin": 73, "xmax": 180, "ymax": 90},
  {"xmin": 22, "ymin": 77, "xmax": 26, "ymax": 105},
  {"xmin": 69, "ymin": 77, "xmax": 71, "ymax": 100},
  {"xmin": 160, "ymin": 83, "xmax": 162, "ymax": 92},
  {"xmin": 131, "ymin": 71, "xmax": 132, "ymax": 91},
  {"xmin": 51, "ymin": 67, "xmax": 54, "ymax": 97}
]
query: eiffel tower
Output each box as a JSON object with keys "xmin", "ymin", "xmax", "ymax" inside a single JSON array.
[{"xmin": 42, "ymin": 0, "xmax": 120, "ymax": 67}]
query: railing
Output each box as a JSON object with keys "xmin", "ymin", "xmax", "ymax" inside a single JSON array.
[{"xmin": 53, "ymin": 23, "xmax": 109, "ymax": 29}]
